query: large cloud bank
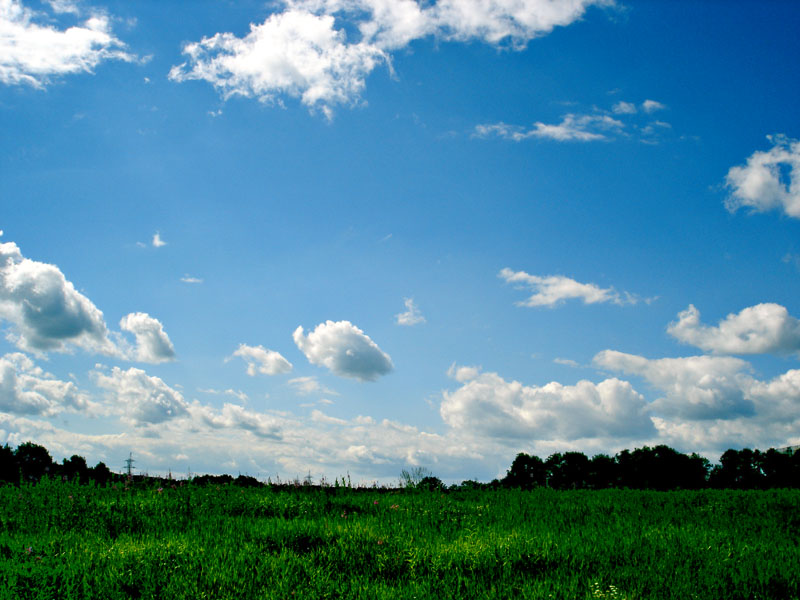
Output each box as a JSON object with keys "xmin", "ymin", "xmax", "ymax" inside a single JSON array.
[{"xmin": 169, "ymin": 0, "xmax": 610, "ymax": 116}]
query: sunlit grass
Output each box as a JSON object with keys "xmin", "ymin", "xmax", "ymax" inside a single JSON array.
[{"xmin": 0, "ymin": 480, "xmax": 797, "ymax": 599}]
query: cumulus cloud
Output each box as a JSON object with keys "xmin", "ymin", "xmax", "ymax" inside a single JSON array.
[
  {"xmin": 499, "ymin": 268, "xmax": 639, "ymax": 307},
  {"xmin": 441, "ymin": 366, "xmax": 654, "ymax": 440},
  {"xmin": 612, "ymin": 100, "xmax": 636, "ymax": 114},
  {"xmin": 169, "ymin": 8, "xmax": 387, "ymax": 119},
  {"xmin": 231, "ymin": 344, "xmax": 293, "ymax": 376},
  {"xmin": 119, "ymin": 312, "xmax": 176, "ymax": 364},
  {"xmin": 287, "ymin": 375, "xmax": 338, "ymax": 396},
  {"xmin": 151, "ymin": 232, "xmax": 166, "ymax": 248},
  {"xmin": 169, "ymin": 0, "xmax": 609, "ymax": 116},
  {"xmin": 395, "ymin": 297, "xmax": 425, "ymax": 326},
  {"xmin": 0, "ymin": 240, "xmax": 115, "ymax": 354},
  {"xmin": 593, "ymin": 350, "xmax": 754, "ymax": 420},
  {"xmin": 725, "ymin": 135, "xmax": 800, "ymax": 218},
  {"xmin": 0, "ymin": 0, "xmax": 135, "ymax": 87},
  {"xmin": 293, "ymin": 320, "xmax": 393, "ymax": 381},
  {"xmin": 474, "ymin": 113, "xmax": 622, "ymax": 142},
  {"xmin": 93, "ymin": 366, "xmax": 189, "ymax": 426},
  {"xmin": 0, "ymin": 352, "xmax": 94, "ymax": 416},
  {"xmin": 190, "ymin": 402, "xmax": 282, "ymax": 439},
  {"xmin": 667, "ymin": 303, "xmax": 800, "ymax": 355},
  {"xmin": 641, "ymin": 99, "xmax": 665, "ymax": 113}
]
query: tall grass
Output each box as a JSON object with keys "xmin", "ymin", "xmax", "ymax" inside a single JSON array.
[{"xmin": 0, "ymin": 479, "xmax": 797, "ymax": 599}]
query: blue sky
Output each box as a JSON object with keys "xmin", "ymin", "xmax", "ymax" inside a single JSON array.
[{"xmin": 2, "ymin": 0, "xmax": 800, "ymax": 483}]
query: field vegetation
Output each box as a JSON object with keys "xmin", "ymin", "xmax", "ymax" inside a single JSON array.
[{"xmin": 1, "ymin": 442, "xmax": 799, "ymax": 599}]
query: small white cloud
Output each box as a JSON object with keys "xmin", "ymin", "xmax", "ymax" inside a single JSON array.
[
  {"xmin": 0, "ymin": 240, "xmax": 115, "ymax": 354},
  {"xmin": 119, "ymin": 312, "xmax": 176, "ymax": 364},
  {"xmin": 152, "ymin": 232, "xmax": 166, "ymax": 248},
  {"xmin": 612, "ymin": 101, "xmax": 637, "ymax": 114},
  {"xmin": 641, "ymin": 99, "xmax": 666, "ymax": 113},
  {"xmin": 93, "ymin": 366, "xmax": 189, "ymax": 426},
  {"xmin": 667, "ymin": 303, "xmax": 800, "ymax": 355},
  {"xmin": 395, "ymin": 297, "xmax": 426, "ymax": 326},
  {"xmin": 499, "ymin": 268, "xmax": 640, "ymax": 308},
  {"xmin": 232, "ymin": 344, "xmax": 293, "ymax": 376},
  {"xmin": 287, "ymin": 376, "xmax": 338, "ymax": 396},
  {"xmin": 293, "ymin": 320, "xmax": 393, "ymax": 381},
  {"xmin": 474, "ymin": 113, "xmax": 622, "ymax": 143},
  {"xmin": 0, "ymin": 0, "xmax": 135, "ymax": 87},
  {"xmin": 554, "ymin": 358, "xmax": 579, "ymax": 367},
  {"xmin": 180, "ymin": 275, "xmax": 203, "ymax": 284},
  {"xmin": 447, "ymin": 363, "xmax": 481, "ymax": 383},
  {"xmin": 725, "ymin": 135, "xmax": 800, "ymax": 219}
]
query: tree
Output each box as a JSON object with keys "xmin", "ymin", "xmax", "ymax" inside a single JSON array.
[
  {"xmin": 546, "ymin": 452, "xmax": 590, "ymax": 490},
  {"xmin": 61, "ymin": 455, "xmax": 89, "ymax": 482},
  {"xmin": 503, "ymin": 453, "xmax": 547, "ymax": 489},
  {"xmin": 15, "ymin": 442, "xmax": 53, "ymax": 482}
]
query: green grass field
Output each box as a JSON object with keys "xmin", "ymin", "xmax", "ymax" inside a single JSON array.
[{"xmin": 1, "ymin": 479, "xmax": 798, "ymax": 599}]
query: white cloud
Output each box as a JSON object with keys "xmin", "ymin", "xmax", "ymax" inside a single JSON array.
[
  {"xmin": 474, "ymin": 113, "xmax": 622, "ymax": 142},
  {"xmin": 395, "ymin": 297, "xmax": 425, "ymax": 326},
  {"xmin": 198, "ymin": 388, "xmax": 249, "ymax": 403},
  {"xmin": 180, "ymin": 275, "xmax": 203, "ymax": 284},
  {"xmin": 0, "ymin": 240, "xmax": 115, "ymax": 354},
  {"xmin": 231, "ymin": 344, "xmax": 293, "ymax": 376},
  {"xmin": 169, "ymin": 8, "xmax": 387, "ymax": 119},
  {"xmin": 554, "ymin": 357, "xmax": 579, "ymax": 367},
  {"xmin": 119, "ymin": 312, "xmax": 176, "ymax": 364},
  {"xmin": 440, "ymin": 366, "xmax": 654, "ymax": 441},
  {"xmin": 287, "ymin": 375, "xmax": 338, "ymax": 396},
  {"xmin": 641, "ymin": 99, "xmax": 665, "ymax": 113},
  {"xmin": 169, "ymin": 0, "xmax": 609, "ymax": 116},
  {"xmin": 0, "ymin": 352, "xmax": 94, "ymax": 416},
  {"xmin": 667, "ymin": 303, "xmax": 800, "ymax": 355},
  {"xmin": 593, "ymin": 350, "xmax": 754, "ymax": 420},
  {"xmin": 151, "ymin": 232, "xmax": 166, "ymax": 247},
  {"xmin": 93, "ymin": 366, "xmax": 189, "ymax": 427},
  {"xmin": 0, "ymin": 0, "xmax": 135, "ymax": 87},
  {"xmin": 725, "ymin": 135, "xmax": 800, "ymax": 218},
  {"xmin": 190, "ymin": 402, "xmax": 282, "ymax": 439},
  {"xmin": 447, "ymin": 362, "xmax": 481, "ymax": 383},
  {"xmin": 293, "ymin": 320, "xmax": 393, "ymax": 381},
  {"xmin": 499, "ymin": 267, "xmax": 639, "ymax": 307},
  {"xmin": 612, "ymin": 100, "xmax": 636, "ymax": 114}
]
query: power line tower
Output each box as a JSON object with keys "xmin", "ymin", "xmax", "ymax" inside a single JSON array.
[{"xmin": 124, "ymin": 453, "xmax": 136, "ymax": 478}]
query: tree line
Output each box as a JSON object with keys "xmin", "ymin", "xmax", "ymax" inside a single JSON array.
[
  {"xmin": 494, "ymin": 445, "xmax": 800, "ymax": 491},
  {"xmin": 1, "ymin": 441, "xmax": 799, "ymax": 490}
]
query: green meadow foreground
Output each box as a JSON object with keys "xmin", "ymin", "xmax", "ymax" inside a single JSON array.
[{"xmin": 1, "ymin": 480, "xmax": 798, "ymax": 599}]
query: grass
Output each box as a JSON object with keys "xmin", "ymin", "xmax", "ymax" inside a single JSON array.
[{"xmin": 0, "ymin": 479, "xmax": 798, "ymax": 599}]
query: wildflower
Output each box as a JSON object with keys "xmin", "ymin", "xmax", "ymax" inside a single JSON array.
[
  {"xmin": 373, "ymin": 500, "xmax": 379, "ymax": 505},
  {"xmin": 157, "ymin": 487, "xmax": 163, "ymax": 493},
  {"xmin": 340, "ymin": 511, "xmax": 347, "ymax": 518}
]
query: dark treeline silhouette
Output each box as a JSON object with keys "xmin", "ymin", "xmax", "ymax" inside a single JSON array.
[
  {"xmin": 1, "ymin": 441, "xmax": 800, "ymax": 491},
  {"xmin": 498, "ymin": 445, "xmax": 800, "ymax": 491}
]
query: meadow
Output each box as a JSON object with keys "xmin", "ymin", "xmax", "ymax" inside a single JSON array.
[{"xmin": 0, "ymin": 479, "xmax": 798, "ymax": 599}]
